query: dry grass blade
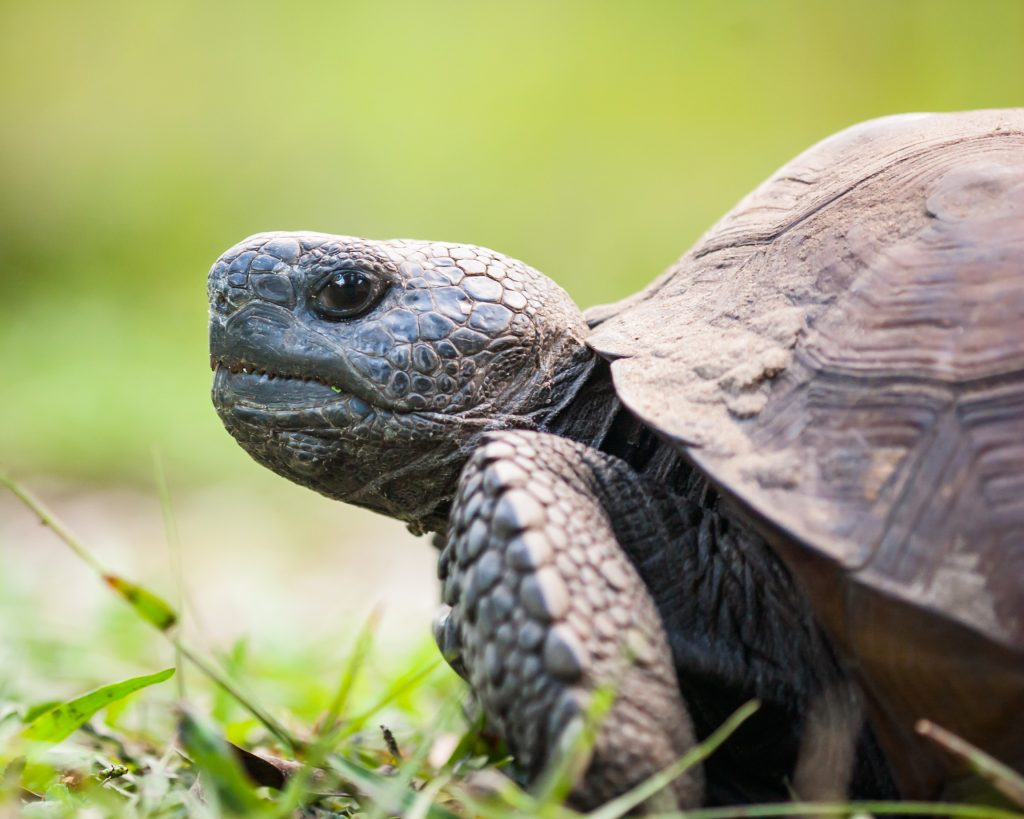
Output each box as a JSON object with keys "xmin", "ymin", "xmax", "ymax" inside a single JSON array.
[
  {"xmin": 0, "ymin": 469, "xmax": 105, "ymax": 574},
  {"xmin": 228, "ymin": 742, "xmax": 333, "ymax": 793},
  {"xmin": 917, "ymin": 720, "xmax": 1024, "ymax": 808}
]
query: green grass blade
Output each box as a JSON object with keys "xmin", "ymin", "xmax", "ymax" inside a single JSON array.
[
  {"xmin": 22, "ymin": 668, "xmax": 175, "ymax": 744},
  {"xmin": 153, "ymin": 446, "xmax": 188, "ymax": 699},
  {"xmin": 319, "ymin": 607, "xmax": 381, "ymax": 742},
  {"xmin": 103, "ymin": 574, "xmax": 179, "ymax": 631},
  {"xmin": 20, "ymin": 701, "xmax": 62, "ymax": 724},
  {"xmin": 365, "ymin": 700, "xmax": 462, "ymax": 819},
  {"xmin": 174, "ymin": 641, "xmax": 301, "ymax": 752},
  {"xmin": 1, "ymin": 472, "xmax": 180, "ymax": 632},
  {"xmin": 405, "ymin": 772, "xmax": 454, "ymax": 819},
  {"xmin": 343, "ymin": 658, "xmax": 443, "ymax": 734},
  {"xmin": 178, "ymin": 706, "xmax": 265, "ymax": 816},
  {"xmin": 534, "ymin": 684, "xmax": 617, "ymax": 809}
]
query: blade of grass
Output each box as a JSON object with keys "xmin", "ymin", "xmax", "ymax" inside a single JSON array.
[
  {"xmin": 327, "ymin": 754, "xmax": 460, "ymax": 819},
  {"xmin": 534, "ymin": 685, "xmax": 617, "ymax": 810},
  {"xmin": 588, "ymin": 700, "xmax": 760, "ymax": 819},
  {"xmin": 23, "ymin": 669, "xmax": 175, "ymax": 744},
  {"xmin": 917, "ymin": 720, "xmax": 1024, "ymax": 808},
  {"xmin": 0, "ymin": 470, "xmax": 104, "ymax": 574},
  {"xmin": 178, "ymin": 706, "xmax": 265, "ymax": 817},
  {"xmin": 103, "ymin": 575, "xmax": 178, "ymax": 631},
  {"xmin": 2, "ymin": 469, "xmax": 177, "ymax": 632},
  {"xmin": 445, "ymin": 774, "xmax": 544, "ymax": 819},
  {"xmin": 405, "ymin": 772, "xmax": 454, "ymax": 819},
  {"xmin": 20, "ymin": 702, "xmax": 62, "ymax": 724},
  {"xmin": 174, "ymin": 643, "xmax": 298, "ymax": 752},
  {"xmin": 153, "ymin": 448, "xmax": 186, "ymax": 701},
  {"xmin": 276, "ymin": 653, "xmax": 459, "ymax": 819},
  {"xmin": 320, "ymin": 606, "xmax": 381, "ymax": 740},
  {"xmin": 342, "ymin": 658, "xmax": 444, "ymax": 734}
]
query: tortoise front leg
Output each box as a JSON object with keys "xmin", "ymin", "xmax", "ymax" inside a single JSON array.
[{"xmin": 434, "ymin": 431, "xmax": 702, "ymax": 810}]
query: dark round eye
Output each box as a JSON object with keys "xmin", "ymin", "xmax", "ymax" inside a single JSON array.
[{"xmin": 312, "ymin": 269, "xmax": 385, "ymax": 319}]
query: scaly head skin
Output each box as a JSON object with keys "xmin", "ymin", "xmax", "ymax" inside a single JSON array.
[{"xmin": 208, "ymin": 232, "xmax": 594, "ymax": 533}]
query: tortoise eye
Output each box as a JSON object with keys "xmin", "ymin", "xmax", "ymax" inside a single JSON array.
[{"xmin": 312, "ymin": 269, "xmax": 385, "ymax": 319}]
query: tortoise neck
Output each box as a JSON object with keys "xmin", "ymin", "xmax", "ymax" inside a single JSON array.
[
  {"xmin": 421, "ymin": 342, "xmax": 601, "ymax": 539},
  {"xmin": 543, "ymin": 357, "xmax": 624, "ymax": 449},
  {"xmin": 544, "ymin": 357, "xmax": 695, "ymax": 483}
]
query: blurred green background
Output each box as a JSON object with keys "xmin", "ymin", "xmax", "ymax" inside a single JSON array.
[{"xmin": 3, "ymin": 0, "xmax": 1023, "ymax": 485}]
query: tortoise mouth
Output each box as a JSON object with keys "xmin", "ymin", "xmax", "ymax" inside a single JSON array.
[{"xmin": 212, "ymin": 360, "xmax": 347, "ymax": 409}]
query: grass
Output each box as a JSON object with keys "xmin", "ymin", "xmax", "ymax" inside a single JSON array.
[{"xmin": 2, "ymin": 475, "xmax": 1023, "ymax": 818}]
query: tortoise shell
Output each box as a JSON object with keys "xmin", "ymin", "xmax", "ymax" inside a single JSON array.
[{"xmin": 586, "ymin": 109, "xmax": 1024, "ymax": 796}]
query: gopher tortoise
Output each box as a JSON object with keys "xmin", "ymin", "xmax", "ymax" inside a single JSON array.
[{"xmin": 208, "ymin": 109, "xmax": 1024, "ymax": 808}]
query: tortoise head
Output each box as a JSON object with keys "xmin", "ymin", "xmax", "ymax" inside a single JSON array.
[{"xmin": 208, "ymin": 231, "xmax": 593, "ymax": 533}]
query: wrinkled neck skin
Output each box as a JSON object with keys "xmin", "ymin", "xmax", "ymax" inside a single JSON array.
[{"xmin": 209, "ymin": 232, "xmax": 595, "ymax": 535}]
